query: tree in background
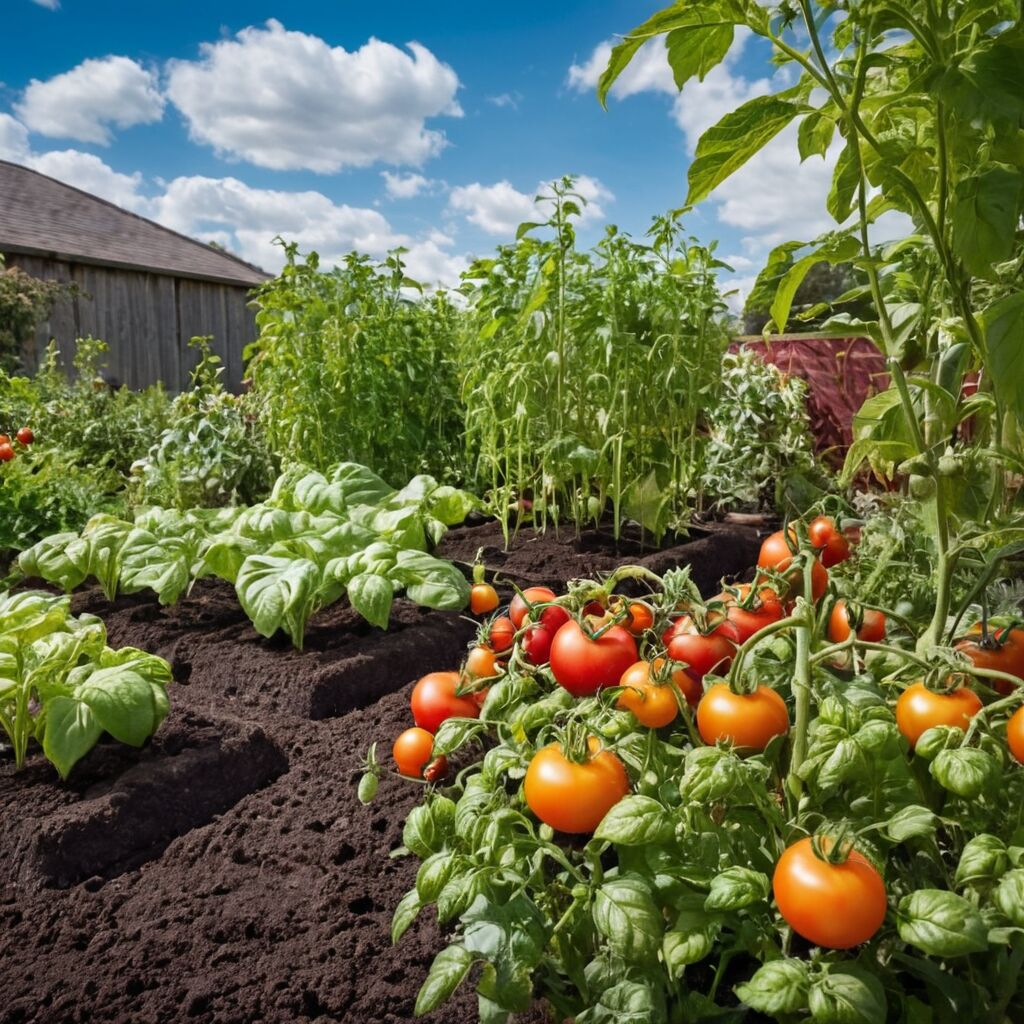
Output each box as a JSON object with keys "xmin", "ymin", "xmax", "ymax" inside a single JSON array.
[{"xmin": 0, "ymin": 257, "xmax": 70, "ymax": 371}]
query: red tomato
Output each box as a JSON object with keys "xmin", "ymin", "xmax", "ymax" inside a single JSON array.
[
  {"xmin": 955, "ymin": 626, "xmax": 1024, "ymax": 696},
  {"xmin": 489, "ymin": 616, "xmax": 516, "ymax": 653},
  {"xmin": 0, "ymin": 443, "xmax": 14, "ymax": 463},
  {"xmin": 393, "ymin": 727, "xmax": 442, "ymax": 778},
  {"xmin": 410, "ymin": 671, "xmax": 480, "ymax": 734},
  {"xmin": 423, "ymin": 757, "xmax": 448, "ymax": 783},
  {"xmin": 509, "ymin": 586, "xmax": 570, "ymax": 633},
  {"xmin": 773, "ymin": 836, "xmax": 886, "ymax": 948},
  {"xmin": 616, "ymin": 661, "xmax": 679, "ymax": 727},
  {"xmin": 469, "ymin": 583, "xmax": 499, "ymax": 616},
  {"xmin": 522, "ymin": 624, "xmax": 554, "ymax": 665},
  {"xmin": 1008, "ymin": 706, "xmax": 1024, "ymax": 765},
  {"xmin": 757, "ymin": 530, "xmax": 828, "ymax": 602},
  {"xmin": 665, "ymin": 616, "xmax": 738, "ymax": 680},
  {"xmin": 15, "ymin": 427, "xmax": 34, "ymax": 446},
  {"xmin": 697, "ymin": 684, "xmax": 789, "ymax": 751},
  {"xmin": 714, "ymin": 584, "xmax": 784, "ymax": 644},
  {"xmin": 828, "ymin": 600, "xmax": 886, "ymax": 644},
  {"xmin": 0, "ymin": 434, "xmax": 9, "ymax": 445},
  {"xmin": 895, "ymin": 682, "xmax": 982, "ymax": 748},
  {"xmin": 549, "ymin": 621, "xmax": 638, "ymax": 697},
  {"xmin": 808, "ymin": 516, "xmax": 852, "ymax": 568},
  {"xmin": 523, "ymin": 737, "xmax": 629, "ymax": 833}
]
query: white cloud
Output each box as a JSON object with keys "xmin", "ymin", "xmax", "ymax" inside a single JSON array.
[
  {"xmin": 28, "ymin": 149, "xmax": 147, "ymax": 211},
  {"xmin": 568, "ymin": 38, "xmax": 675, "ymax": 99},
  {"xmin": 487, "ymin": 91, "xmax": 522, "ymax": 109},
  {"xmin": 166, "ymin": 20, "xmax": 462, "ymax": 172},
  {"xmin": 15, "ymin": 56, "xmax": 164, "ymax": 144},
  {"xmin": 0, "ymin": 113, "xmax": 31, "ymax": 161},
  {"xmin": 381, "ymin": 170, "xmax": 436, "ymax": 199},
  {"xmin": 449, "ymin": 175, "xmax": 614, "ymax": 236},
  {"xmin": 31, "ymin": 0, "xmax": 60, "ymax": 9}
]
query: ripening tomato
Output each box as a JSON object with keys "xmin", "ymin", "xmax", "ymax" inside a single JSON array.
[
  {"xmin": 612, "ymin": 599, "xmax": 654, "ymax": 636},
  {"xmin": 469, "ymin": 582, "xmax": 499, "ymax": 616},
  {"xmin": 410, "ymin": 671, "xmax": 480, "ymax": 733},
  {"xmin": 509, "ymin": 586, "xmax": 570, "ymax": 633},
  {"xmin": 665, "ymin": 617, "xmax": 738, "ymax": 680},
  {"xmin": 895, "ymin": 681, "xmax": 982, "ymax": 748},
  {"xmin": 0, "ymin": 434, "xmax": 9, "ymax": 446},
  {"xmin": 465, "ymin": 646, "xmax": 500, "ymax": 680},
  {"xmin": 393, "ymin": 727, "xmax": 442, "ymax": 778},
  {"xmin": 489, "ymin": 615, "xmax": 516, "ymax": 653},
  {"xmin": 549, "ymin": 621, "xmax": 638, "ymax": 697},
  {"xmin": 616, "ymin": 660, "xmax": 680, "ymax": 727},
  {"xmin": 423, "ymin": 757, "xmax": 448, "ymax": 783},
  {"xmin": 1008, "ymin": 706, "xmax": 1024, "ymax": 765},
  {"xmin": 0, "ymin": 443, "xmax": 14, "ymax": 463},
  {"xmin": 773, "ymin": 836, "xmax": 887, "ymax": 948},
  {"xmin": 523, "ymin": 737, "xmax": 629, "ymax": 833},
  {"xmin": 757, "ymin": 530, "xmax": 828, "ymax": 602},
  {"xmin": 956, "ymin": 626, "xmax": 1024, "ymax": 696},
  {"xmin": 15, "ymin": 427, "xmax": 34, "ymax": 446},
  {"xmin": 697, "ymin": 683, "xmax": 789, "ymax": 751},
  {"xmin": 808, "ymin": 515, "xmax": 851, "ymax": 568},
  {"xmin": 522, "ymin": 623, "xmax": 554, "ymax": 665},
  {"xmin": 714, "ymin": 584, "xmax": 784, "ymax": 644},
  {"xmin": 828, "ymin": 600, "xmax": 886, "ymax": 644}
]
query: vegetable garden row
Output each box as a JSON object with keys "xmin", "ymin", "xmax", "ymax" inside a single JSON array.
[{"xmin": 3, "ymin": 0, "xmax": 1024, "ymax": 1022}]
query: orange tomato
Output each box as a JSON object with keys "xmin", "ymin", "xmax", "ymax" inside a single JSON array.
[
  {"xmin": 773, "ymin": 836, "xmax": 886, "ymax": 948},
  {"xmin": 895, "ymin": 682, "xmax": 982, "ymax": 748},
  {"xmin": 523, "ymin": 737, "xmax": 629, "ymax": 833},
  {"xmin": 696, "ymin": 683, "xmax": 789, "ymax": 751},
  {"xmin": 393, "ymin": 727, "xmax": 442, "ymax": 778},
  {"xmin": 469, "ymin": 582, "xmax": 499, "ymax": 615},
  {"xmin": 1008, "ymin": 706, "xmax": 1024, "ymax": 765},
  {"xmin": 955, "ymin": 626, "xmax": 1024, "ymax": 696},
  {"xmin": 465, "ymin": 646, "xmax": 500, "ymax": 680},
  {"xmin": 828, "ymin": 600, "xmax": 886, "ymax": 644},
  {"xmin": 757, "ymin": 530, "xmax": 827, "ymax": 602},
  {"xmin": 616, "ymin": 660, "xmax": 680, "ymax": 727},
  {"xmin": 489, "ymin": 615, "xmax": 516, "ymax": 653}
]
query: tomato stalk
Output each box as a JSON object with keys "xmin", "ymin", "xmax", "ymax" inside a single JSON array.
[{"xmin": 726, "ymin": 613, "xmax": 806, "ymax": 690}]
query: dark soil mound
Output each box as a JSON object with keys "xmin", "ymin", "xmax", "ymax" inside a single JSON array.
[{"xmin": 0, "ymin": 524, "xmax": 763, "ymax": 1024}]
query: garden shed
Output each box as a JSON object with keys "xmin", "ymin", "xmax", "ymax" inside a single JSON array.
[{"xmin": 0, "ymin": 159, "xmax": 270, "ymax": 390}]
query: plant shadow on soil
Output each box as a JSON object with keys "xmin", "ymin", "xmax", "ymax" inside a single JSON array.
[{"xmin": 0, "ymin": 521, "xmax": 761, "ymax": 1024}]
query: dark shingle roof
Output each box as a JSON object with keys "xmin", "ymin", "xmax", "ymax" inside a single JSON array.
[{"xmin": 0, "ymin": 160, "xmax": 271, "ymax": 287}]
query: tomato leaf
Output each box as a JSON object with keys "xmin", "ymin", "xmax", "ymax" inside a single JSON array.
[
  {"xmin": 951, "ymin": 165, "xmax": 1023, "ymax": 280},
  {"xmin": 594, "ymin": 795, "xmax": 674, "ymax": 845},
  {"xmin": 897, "ymin": 890, "xmax": 989, "ymax": 957},
  {"xmin": 593, "ymin": 876, "xmax": 663, "ymax": 962},
  {"xmin": 735, "ymin": 958, "xmax": 810, "ymax": 1016}
]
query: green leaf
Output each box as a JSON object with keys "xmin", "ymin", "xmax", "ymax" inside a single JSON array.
[
  {"xmin": 897, "ymin": 889, "xmax": 989, "ymax": 957},
  {"xmin": 42, "ymin": 695, "xmax": 103, "ymax": 779},
  {"xmin": 930, "ymin": 746, "xmax": 999, "ymax": 798},
  {"xmin": 951, "ymin": 166, "xmax": 1023, "ymax": 280},
  {"xmin": 808, "ymin": 966, "xmax": 887, "ymax": 1024},
  {"xmin": 955, "ymin": 834, "xmax": 1009, "ymax": 888},
  {"xmin": 428, "ymin": 485, "xmax": 477, "ymax": 526},
  {"xmin": 662, "ymin": 926, "xmax": 716, "ymax": 974},
  {"xmin": 984, "ymin": 291, "xmax": 1024, "ymax": 424},
  {"xmin": 402, "ymin": 798, "xmax": 454, "ymax": 858},
  {"xmin": 704, "ymin": 867, "xmax": 770, "ymax": 911},
  {"xmin": 328, "ymin": 462, "xmax": 395, "ymax": 507},
  {"xmin": 594, "ymin": 795, "xmax": 674, "ymax": 845},
  {"xmin": 993, "ymin": 869, "xmax": 1024, "ymax": 927},
  {"xmin": 576, "ymin": 978, "xmax": 664, "ymax": 1024},
  {"xmin": 18, "ymin": 533, "xmax": 90, "ymax": 593},
  {"xmin": 886, "ymin": 805, "xmax": 938, "ymax": 843},
  {"xmin": 347, "ymin": 573, "xmax": 394, "ymax": 629},
  {"xmin": 593, "ymin": 876, "xmax": 664, "ymax": 962},
  {"xmin": 416, "ymin": 851, "xmax": 459, "ymax": 903},
  {"xmin": 665, "ymin": 22, "xmax": 734, "ymax": 88},
  {"xmin": 798, "ymin": 109, "xmax": 835, "ymax": 161},
  {"xmin": 391, "ymin": 550, "xmax": 470, "ymax": 610},
  {"xmin": 391, "ymin": 889, "xmax": 422, "ymax": 944},
  {"xmin": 414, "ymin": 944, "xmax": 473, "ymax": 1016},
  {"xmin": 74, "ymin": 667, "xmax": 164, "ymax": 746},
  {"xmin": 687, "ymin": 92, "xmax": 803, "ymax": 206},
  {"xmin": 769, "ymin": 234, "xmax": 860, "ymax": 333},
  {"xmin": 735, "ymin": 958, "xmax": 810, "ymax": 1015},
  {"xmin": 235, "ymin": 553, "xmax": 320, "ymax": 645},
  {"xmin": 827, "ymin": 141, "xmax": 861, "ymax": 223}
]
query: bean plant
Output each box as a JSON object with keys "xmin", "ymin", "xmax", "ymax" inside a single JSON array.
[{"xmin": 458, "ymin": 181, "xmax": 731, "ymax": 542}]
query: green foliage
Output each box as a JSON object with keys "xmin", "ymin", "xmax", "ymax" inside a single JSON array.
[
  {"xmin": 459, "ymin": 182, "xmax": 731, "ymax": 541},
  {"xmin": 129, "ymin": 337, "xmax": 275, "ymax": 509},
  {"xmin": 0, "ymin": 257, "xmax": 72, "ymax": 371},
  {"xmin": 0, "ymin": 589, "xmax": 171, "ymax": 778},
  {"xmin": 19, "ymin": 462, "xmax": 475, "ymax": 648},
  {"xmin": 246, "ymin": 243, "xmax": 465, "ymax": 484}
]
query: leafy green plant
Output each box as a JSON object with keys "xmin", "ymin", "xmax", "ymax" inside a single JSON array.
[
  {"xmin": 247, "ymin": 243, "xmax": 465, "ymax": 484},
  {"xmin": 459, "ymin": 183, "xmax": 731, "ymax": 542},
  {"xmin": 0, "ymin": 589, "xmax": 172, "ymax": 778},
  {"xmin": 129, "ymin": 337, "xmax": 275, "ymax": 510},
  {"xmin": 19, "ymin": 462, "xmax": 476, "ymax": 648},
  {"xmin": 0, "ymin": 256, "xmax": 73, "ymax": 371}
]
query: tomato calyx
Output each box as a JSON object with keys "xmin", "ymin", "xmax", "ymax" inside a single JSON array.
[{"xmin": 809, "ymin": 824, "xmax": 858, "ymax": 866}]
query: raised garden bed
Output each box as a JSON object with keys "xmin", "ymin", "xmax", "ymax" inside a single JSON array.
[{"xmin": 0, "ymin": 523, "xmax": 763, "ymax": 1024}]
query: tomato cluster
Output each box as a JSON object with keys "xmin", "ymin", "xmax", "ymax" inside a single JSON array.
[{"xmin": 0, "ymin": 427, "xmax": 35, "ymax": 463}]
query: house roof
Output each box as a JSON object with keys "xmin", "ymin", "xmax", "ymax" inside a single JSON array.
[{"xmin": 0, "ymin": 160, "xmax": 271, "ymax": 287}]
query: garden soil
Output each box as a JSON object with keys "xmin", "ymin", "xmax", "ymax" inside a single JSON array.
[{"xmin": 0, "ymin": 524, "xmax": 761, "ymax": 1024}]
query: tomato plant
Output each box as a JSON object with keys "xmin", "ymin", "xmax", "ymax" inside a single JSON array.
[
  {"xmin": 15, "ymin": 426, "xmax": 34, "ymax": 446},
  {"xmin": 0, "ymin": 442, "xmax": 14, "ymax": 462},
  {"xmin": 808, "ymin": 515, "xmax": 851, "ymax": 568}
]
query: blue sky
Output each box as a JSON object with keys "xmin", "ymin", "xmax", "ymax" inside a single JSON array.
[{"xmin": 0, "ymin": 0, "xmax": 851, "ymax": 302}]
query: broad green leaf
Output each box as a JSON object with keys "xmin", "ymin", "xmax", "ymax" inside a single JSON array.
[
  {"xmin": 593, "ymin": 876, "xmax": 663, "ymax": 961},
  {"xmin": 951, "ymin": 166, "xmax": 1023, "ymax": 280},
  {"xmin": 704, "ymin": 867, "xmax": 770, "ymax": 911},
  {"xmin": 993, "ymin": 869, "xmax": 1024, "ymax": 927},
  {"xmin": 984, "ymin": 291, "xmax": 1024, "ymax": 423},
  {"xmin": 414, "ymin": 944, "xmax": 473, "ymax": 1016},
  {"xmin": 808, "ymin": 967, "xmax": 886, "ymax": 1024},
  {"xmin": 827, "ymin": 141, "xmax": 861, "ymax": 223},
  {"xmin": 662, "ymin": 925, "xmax": 716, "ymax": 973},
  {"xmin": 594, "ymin": 795, "xmax": 674, "ymax": 845},
  {"xmin": 897, "ymin": 889, "xmax": 989, "ymax": 957},
  {"xmin": 930, "ymin": 746, "xmax": 999, "ymax": 798},
  {"xmin": 798, "ymin": 109, "xmax": 835, "ymax": 161},
  {"xmin": 42, "ymin": 695, "xmax": 103, "ymax": 779},
  {"xmin": 428, "ymin": 485, "xmax": 477, "ymax": 526},
  {"xmin": 687, "ymin": 92, "xmax": 804, "ymax": 206},
  {"xmin": 576, "ymin": 978, "xmax": 664, "ymax": 1024},
  {"xmin": 769, "ymin": 234, "xmax": 860, "ymax": 333},
  {"xmin": 402, "ymin": 798, "xmax": 455, "ymax": 859},
  {"xmin": 329, "ymin": 462, "xmax": 394, "ymax": 507},
  {"xmin": 391, "ymin": 550, "xmax": 470, "ymax": 610},
  {"xmin": 119, "ymin": 528, "xmax": 194, "ymax": 605},
  {"xmin": 391, "ymin": 889, "xmax": 422, "ymax": 944},
  {"xmin": 955, "ymin": 834, "xmax": 1009, "ymax": 888},
  {"xmin": 235, "ymin": 553, "xmax": 320, "ymax": 643},
  {"xmin": 347, "ymin": 572, "xmax": 394, "ymax": 629},
  {"xmin": 18, "ymin": 533, "xmax": 90, "ymax": 592},
  {"xmin": 735, "ymin": 958, "xmax": 810, "ymax": 1015},
  {"xmin": 74, "ymin": 667, "xmax": 164, "ymax": 747},
  {"xmin": 665, "ymin": 22, "xmax": 733, "ymax": 88},
  {"xmin": 886, "ymin": 805, "xmax": 938, "ymax": 843},
  {"xmin": 416, "ymin": 852, "xmax": 459, "ymax": 904}
]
